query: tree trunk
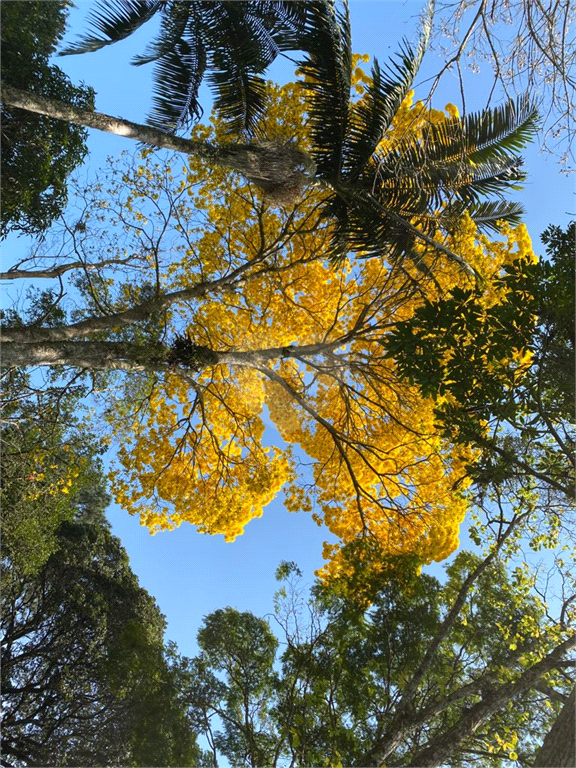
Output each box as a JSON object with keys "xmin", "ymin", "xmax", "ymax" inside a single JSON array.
[
  {"xmin": 404, "ymin": 634, "xmax": 576, "ymax": 768},
  {"xmin": 533, "ymin": 687, "xmax": 576, "ymax": 768},
  {"xmin": 0, "ymin": 85, "xmax": 316, "ymax": 195},
  {"xmin": 0, "ymin": 340, "xmax": 168, "ymax": 372},
  {"xmin": 0, "ymin": 336, "xmax": 333, "ymax": 373}
]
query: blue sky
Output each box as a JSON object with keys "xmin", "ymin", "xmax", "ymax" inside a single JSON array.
[{"xmin": 6, "ymin": 1, "xmax": 574, "ymax": 660}]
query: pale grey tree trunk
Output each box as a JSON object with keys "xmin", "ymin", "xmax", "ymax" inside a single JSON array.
[
  {"xmin": 1, "ymin": 340, "xmax": 168, "ymax": 371},
  {"xmin": 1, "ymin": 85, "xmax": 316, "ymax": 195},
  {"xmin": 405, "ymin": 634, "xmax": 576, "ymax": 768},
  {"xmin": 1, "ymin": 333, "xmax": 338, "ymax": 373},
  {"xmin": 533, "ymin": 687, "xmax": 576, "ymax": 768}
]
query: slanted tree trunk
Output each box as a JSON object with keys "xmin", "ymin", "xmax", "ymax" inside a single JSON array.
[
  {"xmin": 404, "ymin": 635, "xmax": 576, "ymax": 768},
  {"xmin": 0, "ymin": 340, "xmax": 169, "ymax": 372},
  {"xmin": 1, "ymin": 333, "xmax": 340, "ymax": 374},
  {"xmin": 533, "ymin": 687, "xmax": 576, "ymax": 768},
  {"xmin": 1, "ymin": 84, "xmax": 316, "ymax": 201}
]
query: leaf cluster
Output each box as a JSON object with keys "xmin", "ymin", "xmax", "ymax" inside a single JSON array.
[
  {"xmin": 0, "ymin": 0, "xmax": 95, "ymax": 238},
  {"xmin": 61, "ymin": 0, "xmax": 308, "ymax": 135}
]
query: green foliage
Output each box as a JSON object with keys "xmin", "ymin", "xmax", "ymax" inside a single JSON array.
[
  {"xmin": 387, "ymin": 261, "xmax": 537, "ymax": 410},
  {"xmin": 193, "ymin": 608, "xmax": 280, "ymax": 766},
  {"xmin": 538, "ymin": 221, "xmax": 575, "ymax": 419},
  {"xmin": 387, "ymin": 222, "xmax": 575, "ymax": 498},
  {"xmin": 1, "ymin": 482, "xmax": 201, "ymax": 767},
  {"xmin": 0, "ymin": 376, "xmax": 100, "ymax": 576},
  {"xmin": 61, "ymin": 1, "xmax": 307, "ymax": 135},
  {"xmin": 0, "ymin": 0, "xmax": 95, "ymax": 238},
  {"xmin": 183, "ymin": 556, "xmax": 572, "ymax": 768}
]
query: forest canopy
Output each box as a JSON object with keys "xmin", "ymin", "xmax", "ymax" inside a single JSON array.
[
  {"xmin": 1, "ymin": 3, "xmax": 574, "ymax": 766},
  {"xmin": 1, "ymin": 74, "xmax": 547, "ymax": 580}
]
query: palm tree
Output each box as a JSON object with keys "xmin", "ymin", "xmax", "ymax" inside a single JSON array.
[
  {"xmin": 2, "ymin": 0, "xmax": 538, "ymax": 277},
  {"xmin": 60, "ymin": 0, "xmax": 308, "ymax": 137},
  {"xmin": 294, "ymin": 0, "xmax": 539, "ymax": 271}
]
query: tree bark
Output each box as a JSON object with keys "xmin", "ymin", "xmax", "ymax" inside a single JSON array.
[
  {"xmin": 1, "ymin": 340, "xmax": 168, "ymax": 372},
  {"xmin": 405, "ymin": 634, "xmax": 576, "ymax": 768},
  {"xmin": 0, "ymin": 85, "xmax": 316, "ymax": 189},
  {"xmin": 0, "ymin": 336, "xmax": 339, "ymax": 373},
  {"xmin": 533, "ymin": 686, "xmax": 576, "ymax": 768}
]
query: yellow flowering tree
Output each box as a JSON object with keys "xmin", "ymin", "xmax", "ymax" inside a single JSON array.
[{"xmin": 1, "ymin": 70, "xmax": 541, "ymax": 579}]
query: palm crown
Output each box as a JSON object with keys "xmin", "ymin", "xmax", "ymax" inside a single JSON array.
[
  {"xmin": 61, "ymin": 0, "xmax": 307, "ymax": 136},
  {"xmin": 296, "ymin": 1, "xmax": 539, "ymax": 268}
]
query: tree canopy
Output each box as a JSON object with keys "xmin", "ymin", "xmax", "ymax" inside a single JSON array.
[
  {"xmin": 0, "ymin": 0, "xmax": 94, "ymax": 238},
  {"xmin": 1, "ymin": 431, "xmax": 202, "ymax": 767},
  {"xmin": 178, "ymin": 531, "xmax": 575, "ymax": 768},
  {"xmin": 388, "ymin": 221, "xmax": 575, "ymax": 501}
]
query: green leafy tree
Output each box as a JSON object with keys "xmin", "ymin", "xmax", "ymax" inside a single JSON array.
[
  {"xmin": 182, "ymin": 533, "xmax": 574, "ymax": 768},
  {"xmin": 1, "ymin": 290, "xmax": 103, "ymax": 575},
  {"xmin": 386, "ymin": 221, "xmax": 575, "ymax": 500},
  {"xmin": 1, "ymin": 470, "xmax": 203, "ymax": 767},
  {"xmin": 0, "ymin": 0, "xmax": 94, "ymax": 238},
  {"xmin": 188, "ymin": 608, "xmax": 280, "ymax": 766}
]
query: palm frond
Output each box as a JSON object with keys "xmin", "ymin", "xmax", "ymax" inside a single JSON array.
[
  {"xmin": 375, "ymin": 146, "xmax": 527, "ymax": 208},
  {"xmin": 462, "ymin": 95, "xmax": 539, "ymax": 165},
  {"xmin": 60, "ymin": 0, "xmax": 163, "ymax": 56},
  {"xmin": 135, "ymin": 3, "xmax": 207, "ymax": 131},
  {"xmin": 441, "ymin": 200, "xmax": 526, "ymax": 233},
  {"xmin": 402, "ymin": 95, "xmax": 539, "ymax": 169},
  {"xmin": 456, "ymin": 156, "xmax": 527, "ymax": 203},
  {"xmin": 60, "ymin": 0, "xmax": 313, "ymax": 136},
  {"xmin": 296, "ymin": 0, "xmax": 352, "ymax": 179},
  {"xmin": 254, "ymin": 1, "xmax": 310, "ymax": 49},
  {"xmin": 149, "ymin": 35, "xmax": 206, "ymax": 130},
  {"xmin": 208, "ymin": 65, "xmax": 268, "ymax": 138},
  {"xmin": 201, "ymin": 2, "xmax": 285, "ymax": 136},
  {"xmin": 342, "ymin": 0, "xmax": 434, "ymax": 181},
  {"xmin": 131, "ymin": 1, "xmax": 190, "ymax": 67}
]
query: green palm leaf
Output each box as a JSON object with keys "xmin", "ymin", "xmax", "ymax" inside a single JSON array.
[
  {"xmin": 202, "ymin": 2, "xmax": 278, "ymax": 136},
  {"xmin": 455, "ymin": 200, "xmax": 525, "ymax": 231},
  {"xmin": 372, "ymin": 147, "xmax": 526, "ymax": 210},
  {"xmin": 326, "ymin": 186, "xmax": 430, "ymax": 265},
  {"xmin": 363, "ymin": 94, "xmax": 537, "ymax": 223},
  {"xmin": 295, "ymin": 0, "xmax": 352, "ymax": 179},
  {"xmin": 342, "ymin": 0, "xmax": 434, "ymax": 181},
  {"xmin": 60, "ymin": 0, "xmax": 163, "ymax": 56},
  {"xmin": 455, "ymin": 157, "xmax": 527, "ymax": 203},
  {"xmin": 138, "ymin": 4, "xmax": 207, "ymax": 130},
  {"xmin": 461, "ymin": 95, "xmax": 539, "ymax": 165},
  {"xmin": 382, "ymin": 96, "xmax": 538, "ymax": 172},
  {"xmin": 60, "ymin": 0, "xmax": 312, "ymax": 135}
]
